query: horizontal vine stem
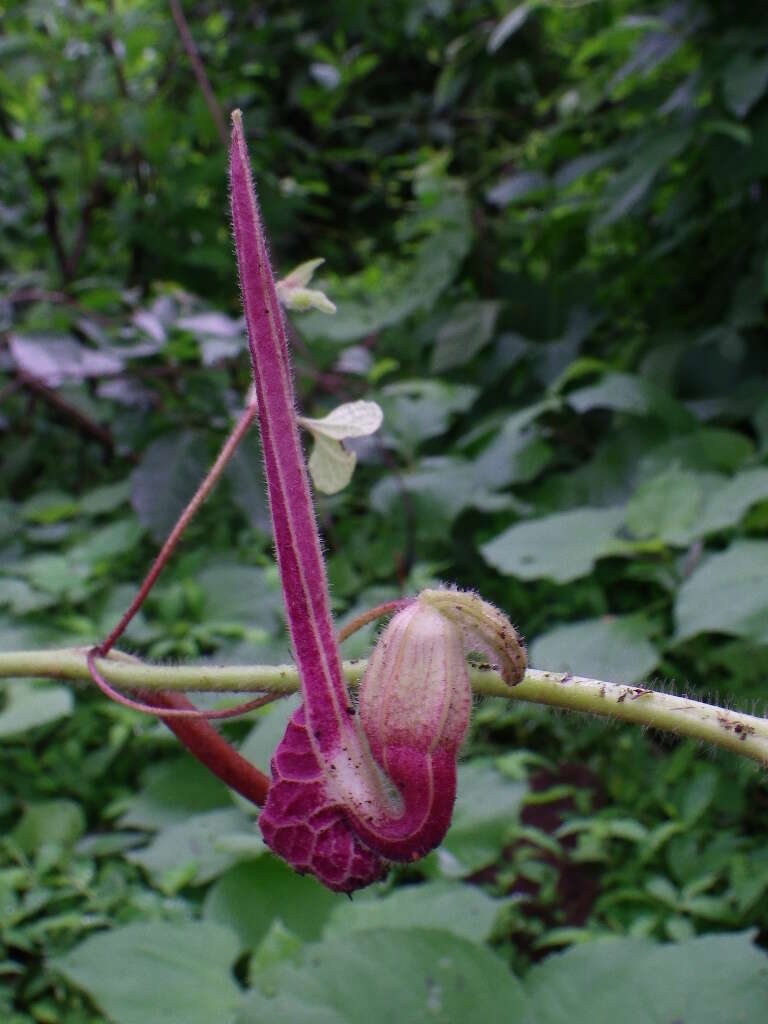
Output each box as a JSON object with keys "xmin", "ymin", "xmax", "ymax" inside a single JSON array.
[{"xmin": 1, "ymin": 648, "xmax": 767, "ymax": 767}]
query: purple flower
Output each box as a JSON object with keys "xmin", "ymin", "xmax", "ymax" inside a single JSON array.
[{"xmin": 230, "ymin": 112, "xmax": 525, "ymax": 891}]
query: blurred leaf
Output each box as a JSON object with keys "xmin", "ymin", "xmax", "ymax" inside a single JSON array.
[
  {"xmin": 55, "ymin": 922, "xmax": 241, "ymax": 1024},
  {"xmin": 371, "ymin": 456, "xmax": 514, "ymax": 526},
  {"xmin": 378, "ymin": 380, "xmax": 478, "ymax": 455},
  {"xmin": 325, "ymin": 880, "xmax": 512, "ymax": 944},
  {"xmin": 131, "ymin": 432, "xmax": 210, "ymax": 543},
  {"xmin": 10, "ymin": 334, "xmax": 123, "ymax": 385},
  {"xmin": 567, "ymin": 373, "xmax": 693, "ymax": 429},
  {"xmin": 724, "ymin": 52, "xmax": 768, "ymax": 117},
  {"xmin": 239, "ymin": 929, "xmax": 531, "ymax": 1023},
  {"xmin": 624, "ymin": 467, "xmax": 719, "ymax": 544},
  {"xmin": 198, "ymin": 562, "xmax": 283, "ymax": 630},
  {"xmin": 485, "ymin": 171, "xmax": 547, "ymax": 208},
  {"xmin": 119, "ymin": 756, "xmax": 234, "ymax": 830},
  {"xmin": 204, "ymin": 856, "xmax": 338, "ymax": 951},
  {"xmin": 481, "ymin": 508, "xmax": 625, "ymax": 583},
  {"xmin": 127, "ymin": 808, "xmax": 254, "ymax": 889},
  {"xmin": 525, "ymin": 932, "xmax": 768, "ymax": 1023},
  {"xmin": 431, "ymin": 301, "xmax": 500, "ymax": 372},
  {"xmin": 13, "ymin": 800, "xmax": 85, "ymax": 854},
  {"xmin": 0, "ymin": 681, "xmax": 73, "ymax": 737},
  {"xmin": 435, "ymin": 761, "xmax": 527, "ymax": 876},
  {"xmin": 299, "ymin": 187, "xmax": 472, "ymax": 343},
  {"xmin": 675, "ymin": 540, "xmax": 768, "ymax": 642},
  {"xmin": 225, "ymin": 430, "xmax": 272, "ymax": 533},
  {"xmin": 488, "ymin": 4, "xmax": 531, "ymax": 53},
  {"xmin": 530, "ymin": 616, "xmax": 658, "ymax": 684}
]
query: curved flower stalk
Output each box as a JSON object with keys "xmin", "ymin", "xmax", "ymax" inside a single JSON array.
[{"xmin": 230, "ymin": 111, "xmax": 525, "ymax": 891}]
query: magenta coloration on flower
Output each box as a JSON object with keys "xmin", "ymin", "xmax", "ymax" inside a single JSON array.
[
  {"xmin": 258, "ymin": 705, "xmax": 387, "ymax": 891},
  {"xmin": 230, "ymin": 110, "xmax": 389, "ymax": 890},
  {"xmin": 229, "ymin": 111, "xmax": 526, "ymax": 892}
]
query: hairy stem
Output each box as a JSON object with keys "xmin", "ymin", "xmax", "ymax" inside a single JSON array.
[{"xmin": 2, "ymin": 648, "xmax": 768, "ymax": 768}]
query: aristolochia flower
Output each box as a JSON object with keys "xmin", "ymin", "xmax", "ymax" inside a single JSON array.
[{"xmin": 230, "ymin": 111, "xmax": 526, "ymax": 892}]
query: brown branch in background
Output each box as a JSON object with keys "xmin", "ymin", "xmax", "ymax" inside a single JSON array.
[
  {"xmin": 168, "ymin": 0, "xmax": 228, "ymax": 146},
  {"xmin": 18, "ymin": 371, "xmax": 136, "ymax": 463},
  {"xmin": 0, "ymin": 104, "xmax": 106, "ymax": 283},
  {"xmin": 65, "ymin": 178, "xmax": 108, "ymax": 280}
]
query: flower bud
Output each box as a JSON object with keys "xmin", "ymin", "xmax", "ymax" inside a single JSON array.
[
  {"xmin": 359, "ymin": 597, "xmax": 472, "ymax": 765},
  {"xmin": 419, "ymin": 589, "xmax": 527, "ymax": 686}
]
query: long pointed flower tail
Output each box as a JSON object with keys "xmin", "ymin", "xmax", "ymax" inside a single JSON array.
[
  {"xmin": 229, "ymin": 110, "xmax": 526, "ymax": 892},
  {"xmin": 230, "ymin": 111, "xmax": 387, "ymax": 890}
]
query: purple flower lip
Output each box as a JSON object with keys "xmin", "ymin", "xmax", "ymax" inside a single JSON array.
[{"xmin": 230, "ymin": 111, "xmax": 526, "ymax": 891}]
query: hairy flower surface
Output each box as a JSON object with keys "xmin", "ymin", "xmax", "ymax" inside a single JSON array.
[{"xmin": 230, "ymin": 111, "xmax": 526, "ymax": 891}]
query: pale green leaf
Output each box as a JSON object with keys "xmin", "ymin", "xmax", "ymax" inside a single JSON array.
[
  {"xmin": 299, "ymin": 400, "xmax": 383, "ymax": 441},
  {"xmin": 307, "ymin": 433, "xmax": 357, "ymax": 494},
  {"xmin": 54, "ymin": 921, "xmax": 241, "ymax": 1024},
  {"xmin": 0, "ymin": 680, "xmax": 73, "ymax": 737},
  {"xmin": 239, "ymin": 929, "xmax": 532, "ymax": 1024},
  {"xmin": 324, "ymin": 880, "xmax": 512, "ymax": 944},
  {"xmin": 675, "ymin": 540, "xmax": 768, "ymax": 642},
  {"xmin": 481, "ymin": 507, "xmax": 625, "ymax": 583},
  {"xmin": 204, "ymin": 857, "xmax": 338, "ymax": 951},
  {"xmin": 526, "ymin": 931, "xmax": 768, "ymax": 1023},
  {"xmin": 531, "ymin": 616, "xmax": 658, "ymax": 684}
]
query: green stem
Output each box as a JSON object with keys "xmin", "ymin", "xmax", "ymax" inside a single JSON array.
[{"xmin": 1, "ymin": 648, "xmax": 767, "ymax": 767}]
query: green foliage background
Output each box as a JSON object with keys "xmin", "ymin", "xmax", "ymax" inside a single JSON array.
[{"xmin": 3, "ymin": 0, "xmax": 768, "ymax": 1020}]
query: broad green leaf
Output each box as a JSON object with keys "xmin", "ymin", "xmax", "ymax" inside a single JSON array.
[
  {"xmin": 531, "ymin": 616, "xmax": 658, "ymax": 684},
  {"xmin": 693, "ymin": 467, "xmax": 768, "ymax": 537},
  {"xmin": 637, "ymin": 428, "xmax": 754, "ymax": 475},
  {"xmin": 198, "ymin": 562, "xmax": 283, "ymax": 630},
  {"xmin": 481, "ymin": 507, "xmax": 625, "ymax": 583},
  {"xmin": 131, "ymin": 431, "xmax": 210, "ymax": 543},
  {"xmin": 18, "ymin": 553, "xmax": 90, "ymax": 597},
  {"xmin": 526, "ymin": 931, "xmax": 768, "ymax": 1023},
  {"xmin": 431, "ymin": 301, "xmax": 500, "ymax": 372},
  {"xmin": 434, "ymin": 760, "xmax": 527, "ymax": 876},
  {"xmin": 324, "ymin": 880, "xmax": 512, "ymax": 944},
  {"xmin": 567, "ymin": 373, "xmax": 693, "ymax": 429},
  {"xmin": 0, "ymin": 681, "xmax": 73, "ymax": 737},
  {"xmin": 79, "ymin": 480, "xmax": 132, "ymax": 516},
  {"xmin": 12, "ymin": 800, "xmax": 85, "ymax": 854},
  {"xmin": 470, "ymin": 402, "xmax": 554, "ymax": 489},
  {"xmin": 372, "ymin": 457, "xmax": 514, "ymax": 526},
  {"xmin": 68, "ymin": 518, "xmax": 144, "ymax": 566},
  {"xmin": 21, "ymin": 490, "xmax": 79, "ymax": 524},
  {"xmin": 623, "ymin": 467, "xmax": 720, "ymax": 544},
  {"xmin": 54, "ymin": 921, "xmax": 241, "ymax": 1024},
  {"xmin": 0, "ymin": 577, "xmax": 56, "ymax": 613},
  {"xmin": 298, "ymin": 186, "xmax": 471, "ymax": 344},
  {"xmin": 724, "ymin": 53, "xmax": 768, "ymax": 118},
  {"xmin": 203, "ymin": 857, "xmax": 339, "ymax": 951},
  {"xmin": 119, "ymin": 756, "xmax": 234, "ymax": 830},
  {"xmin": 127, "ymin": 808, "xmax": 254, "ymax": 890},
  {"xmin": 675, "ymin": 540, "xmax": 768, "ymax": 642},
  {"xmin": 378, "ymin": 380, "xmax": 478, "ymax": 455},
  {"xmin": 239, "ymin": 929, "xmax": 532, "ymax": 1024}
]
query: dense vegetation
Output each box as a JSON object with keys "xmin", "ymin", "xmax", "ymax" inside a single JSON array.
[{"xmin": 3, "ymin": 0, "xmax": 768, "ymax": 1020}]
